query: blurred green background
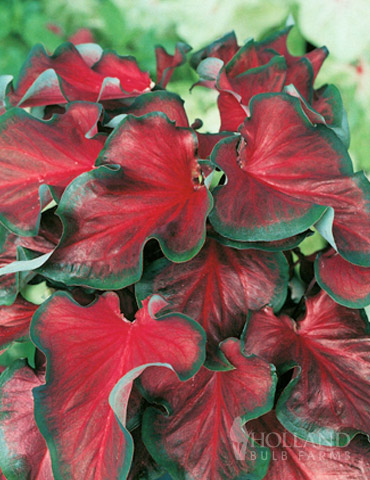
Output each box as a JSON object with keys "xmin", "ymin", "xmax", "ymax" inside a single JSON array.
[{"xmin": 0, "ymin": 0, "xmax": 369, "ymax": 171}]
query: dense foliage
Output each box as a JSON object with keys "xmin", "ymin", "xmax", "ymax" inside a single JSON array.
[{"xmin": 0, "ymin": 25, "xmax": 369, "ymax": 479}]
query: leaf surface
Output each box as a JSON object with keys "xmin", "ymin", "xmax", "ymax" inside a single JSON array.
[
  {"xmin": 247, "ymin": 411, "xmax": 370, "ymax": 480},
  {"xmin": 137, "ymin": 237, "xmax": 288, "ymax": 365},
  {"xmin": 0, "ymin": 360, "xmax": 52, "ymax": 480},
  {"xmin": 257, "ymin": 26, "xmax": 328, "ymax": 99},
  {"xmin": 107, "ymin": 90, "xmax": 189, "ymax": 127},
  {"xmin": 190, "ymin": 32, "xmax": 239, "ymax": 70},
  {"xmin": 0, "ymin": 102, "xmax": 103, "ymax": 236},
  {"xmin": 42, "ymin": 113, "xmax": 212, "ymax": 288},
  {"xmin": 0, "ymin": 297, "xmax": 37, "ymax": 352},
  {"xmin": 217, "ymin": 55, "xmax": 287, "ymax": 131},
  {"xmin": 156, "ymin": 43, "xmax": 191, "ymax": 88},
  {"xmin": 140, "ymin": 338, "xmax": 276, "ymax": 480},
  {"xmin": 31, "ymin": 292, "xmax": 205, "ymax": 479},
  {"xmin": 243, "ymin": 290, "xmax": 370, "ymax": 445},
  {"xmin": 316, "ymin": 249, "xmax": 370, "ymax": 308},
  {"xmin": 7, "ymin": 43, "xmax": 152, "ymax": 108},
  {"xmin": 210, "ymin": 93, "xmax": 370, "ymax": 266}
]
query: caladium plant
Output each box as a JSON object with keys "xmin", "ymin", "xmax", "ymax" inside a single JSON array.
[{"xmin": 0, "ymin": 25, "xmax": 369, "ymax": 480}]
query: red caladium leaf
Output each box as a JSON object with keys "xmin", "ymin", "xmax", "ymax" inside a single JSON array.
[
  {"xmin": 193, "ymin": 28, "xmax": 327, "ymax": 108},
  {"xmin": 208, "ymin": 228, "xmax": 314, "ymax": 252},
  {"xmin": 194, "ymin": 39, "xmax": 287, "ymax": 130},
  {"xmin": 258, "ymin": 26, "xmax": 328, "ymax": 78},
  {"xmin": 196, "ymin": 132, "xmax": 232, "ymax": 160},
  {"xmin": 107, "ymin": 90, "xmax": 229, "ymax": 160},
  {"xmin": 107, "ymin": 90, "xmax": 190, "ymax": 128},
  {"xmin": 0, "ymin": 210, "xmax": 60, "ymax": 305},
  {"xmin": 313, "ymin": 84, "xmax": 350, "ymax": 148},
  {"xmin": 0, "ymin": 297, "xmax": 38, "ymax": 352},
  {"xmin": 126, "ymin": 384, "xmax": 145, "ymax": 432},
  {"xmin": 216, "ymin": 91, "xmax": 247, "ymax": 131},
  {"xmin": 68, "ymin": 28, "xmax": 95, "ymax": 45},
  {"xmin": 315, "ymin": 249, "xmax": 370, "ymax": 308},
  {"xmin": 4, "ymin": 209, "xmax": 60, "ymax": 262},
  {"xmin": 156, "ymin": 42, "xmax": 191, "ymax": 88},
  {"xmin": 285, "ymin": 83, "xmax": 350, "ymax": 149},
  {"xmin": 127, "ymin": 424, "xmax": 165, "ymax": 480},
  {"xmin": 193, "ymin": 39, "xmax": 264, "ymax": 91},
  {"xmin": 283, "ymin": 57, "xmax": 314, "ymax": 103},
  {"xmin": 217, "ymin": 55, "xmax": 287, "ymax": 131},
  {"xmin": 216, "ymin": 40, "xmax": 286, "ymax": 86},
  {"xmin": 247, "ymin": 411, "xmax": 370, "ymax": 480},
  {"xmin": 0, "ymin": 226, "xmax": 21, "ymax": 306},
  {"xmin": 210, "ymin": 93, "xmax": 370, "ymax": 266},
  {"xmin": 139, "ymin": 338, "xmax": 276, "ymax": 480},
  {"xmin": 30, "ymin": 291, "xmax": 205, "ymax": 480},
  {"xmin": 41, "ymin": 112, "xmax": 213, "ymax": 289},
  {"xmin": 192, "ymin": 33, "xmax": 278, "ymax": 82},
  {"xmin": 6, "ymin": 43, "xmax": 152, "ymax": 108},
  {"xmin": 0, "ymin": 229, "xmax": 43, "ymax": 306},
  {"xmin": 190, "ymin": 31, "xmax": 239, "ymax": 70},
  {"xmin": 106, "ymin": 90, "xmax": 231, "ymax": 164},
  {"xmin": 243, "ymin": 290, "xmax": 370, "ymax": 446},
  {"xmin": 257, "ymin": 26, "xmax": 328, "ymax": 101},
  {"xmin": 0, "ymin": 102, "xmax": 104, "ymax": 236},
  {"xmin": 0, "ymin": 360, "xmax": 52, "ymax": 479},
  {"xmin": 137, "ymin": 237, "xmax": 288, "ymax": 365}
]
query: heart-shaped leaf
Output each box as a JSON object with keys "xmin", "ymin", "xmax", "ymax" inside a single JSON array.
[
  {"xmin": 137, "ymin": 237, "xmax": 288, "ymax": 366},
  {"xmin": 139, "ymin": 338, "xmax": 276, "ymax": 480},
  {"xmin": 41, "ymin": 112, "xmax": 213, "ymax": 289},
  {"xmin": 0, "ymin": 102, "xmax": 103, "ymax": 236},
  {"xmin": 210, "ymin": 93, "xmax": 370, "ymax": 266},
  {"xmin": 31, "ymin": 292, "xmax": 205, "ymax": 479},
  {"xmin": 258, "ymin": 26, "xmax": 328, "ymax": 100},
  {"xmin": 243, "ymin": 290, "xmax": 370, "ymax": 445},
  {"xmin": 217, "ymin": 56, "xmax": 287, "ymax": 131}
]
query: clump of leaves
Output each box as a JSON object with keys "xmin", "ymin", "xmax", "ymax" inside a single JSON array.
[{"xmin": 0, "ymin": 26, "xmax": 369, "ymax": 480}]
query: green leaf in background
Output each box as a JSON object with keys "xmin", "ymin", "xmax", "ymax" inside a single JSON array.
[
  {"xmin": 23, "ymin": 12, "xmax": 62, "ymax": 50},
  {"xmin": 100, "ymin": 0, "xmax": 126, "ymax": 46},
  {"xmin": 0, "ymin": 4, "xmax": 12, "ymax": 41}
]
